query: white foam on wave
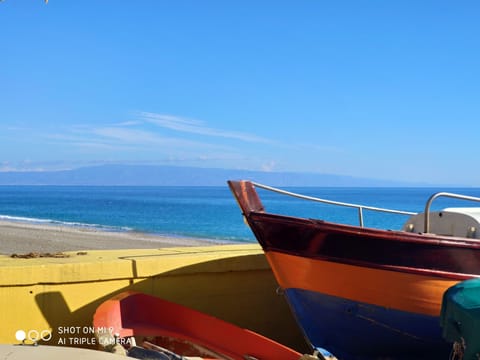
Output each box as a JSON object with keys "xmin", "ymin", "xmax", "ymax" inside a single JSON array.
[{"xmin": 0, "ymin": 214, "xmax": 133, "ymax": 232}]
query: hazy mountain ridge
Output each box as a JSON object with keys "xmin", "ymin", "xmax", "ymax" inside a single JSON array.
[{"xmin": 0, "ymin": 165, "xmax": 425, "ymax": 187}]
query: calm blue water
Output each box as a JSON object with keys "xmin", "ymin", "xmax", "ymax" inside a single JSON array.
[{"xmin": 1, "ymin": 186, "xmax": 480, "ymax": 244}]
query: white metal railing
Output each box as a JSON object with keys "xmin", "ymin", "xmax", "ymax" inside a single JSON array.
[
  {"xmin": 251, "ymin": 182, "xmax": 417, "ymax": 227},
  {"xmin": 424, "ymin": 192, "xmax": 480, "ymax": 233}
]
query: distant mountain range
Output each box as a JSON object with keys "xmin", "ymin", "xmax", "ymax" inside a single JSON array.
[{"xmin": 0, "ymin": 164, "xmax": 426, "ymax": 186}]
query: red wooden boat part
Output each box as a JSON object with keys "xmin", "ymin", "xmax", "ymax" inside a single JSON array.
[{"xmin": 93, "ymin": 291, "xmax": 302, "ymax": 360}]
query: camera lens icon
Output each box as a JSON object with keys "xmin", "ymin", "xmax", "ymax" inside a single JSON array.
[
  {"xmin": 15, "ymin": 329, "xmax": 52, "ymax": 343},
  {"xmin": 15, "ymin": 330, "xmax": 26, "ymax": 342}
]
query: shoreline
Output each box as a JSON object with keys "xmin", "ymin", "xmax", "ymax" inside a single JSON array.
[{"xmin": 0, "ymin": 220, "xmax": 226, "ymax": 255}]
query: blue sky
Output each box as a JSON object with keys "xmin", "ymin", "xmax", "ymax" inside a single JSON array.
[{"xmin": 1, "ymin": 1, "xmax": 480, "ymax": 185}]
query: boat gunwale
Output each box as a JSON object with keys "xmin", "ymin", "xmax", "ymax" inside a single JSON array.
[
  {"xmin": 248, "ymin": 211, "xmax": 480, "ymax": 280},
  {"xmin": 248, "ymin": 210, "xmax": 480, "ymax": 249}
]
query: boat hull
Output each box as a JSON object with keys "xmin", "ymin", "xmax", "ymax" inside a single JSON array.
[
  {"xmin": 268, "ymin": 251, "xmax": 454, "ymax": 359},
  {"xmin": 285, "ymin": 289, "xmax": 448, "ymax": 359},
  {"xmin": 228, "ymin": 180, "xmax": 480, "ymax": 360},
  {"xmin": 94, "ymin": 291, "xmax": 302, "ymax": 360}
]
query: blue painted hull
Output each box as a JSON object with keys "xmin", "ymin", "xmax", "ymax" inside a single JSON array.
[{"xmin": 285, "ymin": 289, "xmax": 451, "ymax": 360}]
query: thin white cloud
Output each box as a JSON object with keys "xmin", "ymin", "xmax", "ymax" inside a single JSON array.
[
  {"xmin": 93, "ymin": 127, "xmax": 164, "ymax": 144},
  {"xmin": 139, "ymin": 112, "xmax": 271, "ymax": 143},
  {"xmin": 91, "ymin": 126, "xmax": 237, "ymax": 151},
  {"xmin": 114, "ymin": 120, "xmax": 144, "ymax": 127},
  {"xmin": 48, "ymin": 123, "xmax": 239, "ymax": 154}
]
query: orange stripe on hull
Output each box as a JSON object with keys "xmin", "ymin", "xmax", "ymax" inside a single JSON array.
[{"xmin": 266, "ymin": 251, "xmax": 459, "ymax": 316}]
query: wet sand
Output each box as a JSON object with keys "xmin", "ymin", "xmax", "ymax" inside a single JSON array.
[{"xmin": 0, "ymin": 220, "xmax": 218, "ymax": 255}]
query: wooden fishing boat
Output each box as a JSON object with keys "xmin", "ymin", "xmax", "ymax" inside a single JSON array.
[
  {"xmin": 93, "ymin": 291, "xmax": 303, "ymax": 360},
  {"xmin": 228, "ymin": 180, "xmax": 480, "ymax": 360}
]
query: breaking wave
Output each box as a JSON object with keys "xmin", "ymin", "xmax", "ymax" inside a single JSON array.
[{"xmin": 0, "ymin": 214, "xmax": 133, "ymax": 232}]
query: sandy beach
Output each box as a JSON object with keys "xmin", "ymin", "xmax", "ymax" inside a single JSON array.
[{"xmin": 0, "ymin": 220, "xmax": 218, "ymax": 255}]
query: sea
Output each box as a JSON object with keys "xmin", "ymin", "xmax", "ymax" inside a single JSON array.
[{"xmin": 1, "ymin": 185, "xmax": 480, "ymax": 244}]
